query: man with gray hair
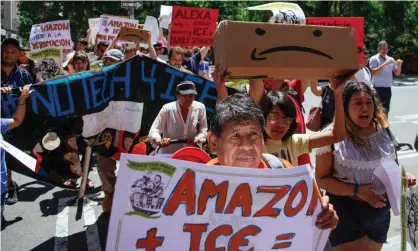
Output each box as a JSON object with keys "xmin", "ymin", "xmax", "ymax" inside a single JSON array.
[
  {"xmin": 149, "ymin": 81, "xmax": 208, "ymax": 154},
  {"xmin": 369, "ymin": 40, "xmax": 403, "ymax": 115}
]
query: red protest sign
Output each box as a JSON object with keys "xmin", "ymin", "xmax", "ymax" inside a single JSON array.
[
  {"xmin": 169, "ymin": 6, "xmax": 219, "ymax": 46},
  {"xmin": 306, "ymin": 17, "xmax": 364, "ymax": 64}
]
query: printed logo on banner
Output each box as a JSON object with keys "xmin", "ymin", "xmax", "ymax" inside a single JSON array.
[{"xmin": 126, "ymin": 160, "xmax": 177, "ymax": 218}]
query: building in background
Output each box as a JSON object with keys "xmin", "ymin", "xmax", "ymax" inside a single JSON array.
[{"xmin": 1, "ymin": 0, "xmax": 20, "ymax": 42}]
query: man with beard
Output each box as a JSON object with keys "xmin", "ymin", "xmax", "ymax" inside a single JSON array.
[
  {"xmin": 1, "ymin": 38, "xmax": 34, "ymax": 205},
  {"xmin": 182, "ymin": 46, "xmax": 209, "ymax": 75},
  {"xmin": 168, "ymin": 47, "xmax": 193, "ymax": 74}
]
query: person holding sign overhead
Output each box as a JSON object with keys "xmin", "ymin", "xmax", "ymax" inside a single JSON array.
[{"xmin": 1, "ymin": 84, "xmax": 32, "ymax": 224}]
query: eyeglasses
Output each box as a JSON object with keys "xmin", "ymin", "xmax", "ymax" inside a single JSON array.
[{"xmin": 268, "ymin": 113, "xmax": 293, "ymax": 124}]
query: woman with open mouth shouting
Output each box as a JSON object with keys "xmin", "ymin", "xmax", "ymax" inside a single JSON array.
[
  {"xmin": 315, "ymin": 81, "xmax": 416, "ymax": 251},
  {"xmin": 259, "ymin": 77, "xmax": 346, "ymax": 166}
]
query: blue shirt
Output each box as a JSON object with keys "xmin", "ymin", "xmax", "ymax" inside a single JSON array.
[
  {"xmin": 183, "ymin": 52, "xmax": 202, "ymax": 75},
  {"xmin": 369, "ymin": 54, "xmax": 398, "ymax": 88},
  {"xmin": 1, "ymin": 119, "xmax": 11, "ymax": 196},
  {"xmin": 1, "ymin": 64, "xmax": 33, "ymax": 89}
]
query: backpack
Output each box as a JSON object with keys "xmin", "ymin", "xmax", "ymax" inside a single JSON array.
[{"xmin": 262, "ymin": 153, "xmax": 293, "ymax": 169}]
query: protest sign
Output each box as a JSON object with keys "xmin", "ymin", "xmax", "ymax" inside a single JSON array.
[
  {"xmin": 160, "ymin": 5, "xmax": 173, "ymax": 29},
  {"xmin": 307, "ymin": 17, "xmax": 364, "ymax": 64},
  {"xmin": 29, "ymin": 47, "xmax": 63, "ymax": 82},
  {"xmin": 1, "ymin": 55, "xmax": 238, "ymax": 189},
  {"xmin": 82, "ymin": 101, "xmax": 144, "ymax": 138},
  {"xmin": 170, "ymin": 6, "xmax": 219, "ymax": 46},
  {"xmin": 405, "ymin": 183, "xmax": 418, "ymax": 250},
  {"xmin": 143, "ymin": 16, "xmax": 159, "ymax": 45},
  {"xmin": 119, "ymin": 27, "xmax": 150, "ymax": 43},
  {"xmin": 247, "ymin": 2, "xmax": 306, "ymax": 24},
  {"xmin": 30, "ymin": 20, "xmax": 73, "ymax": 50},
  {"xmin": 88, "ymin": 18, "xmax": 101, "ymax": 46},
  {"xmin": 97, "ymin": 16, "xmax": 139, "ymax": 42},
  {"xmin": 106, "ymin": 155, "xmax": 329, "ymax": 251}
]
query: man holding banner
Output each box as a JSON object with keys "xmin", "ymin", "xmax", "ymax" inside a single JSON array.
[{"xmin": 1, "ymin": 84, "xmax": 33, "ymax": 222}]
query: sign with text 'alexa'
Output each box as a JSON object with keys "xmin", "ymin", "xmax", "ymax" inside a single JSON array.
[
  {"xmin": 169, "ymin": 6, "xmax": 219, "ymax": 46},
  {"xmin": 106, "ymin": 155, "xmax": 330, "ymax": 251}
]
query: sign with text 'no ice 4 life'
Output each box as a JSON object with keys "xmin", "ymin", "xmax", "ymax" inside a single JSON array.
[{"xmin": 169, "ymin": 6, "xmax": 219, "ymax": 47}]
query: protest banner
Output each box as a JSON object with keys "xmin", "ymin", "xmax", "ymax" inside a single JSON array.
[
  {"xmin": 106, "ymin": 154, "xmax": 330, "ymax": 251},
  {"xmin": 118, "ymin": 27, "xmax": 150, "ymax": 43},
  {"xmin": 169, "ymin": 6, "xmax": 219, "ymax": 46},
  {"xmin": 88, "ymin": 18, "xmax": 101, "ymax": 46},
  {"xmin": 307, "ymin": 17, "xmax": 364, "ymax": 64},
  {"xmin": 1, "ymin": 55, "xmax": 237, "ymax": 189},
  {"xmin": 405, "ymin": 183, "xmax": 418, "ymax": 250},
  {"xmin": 30, "ymin": 20, "xmax": 73, "ymax": 50},
  {"xmin": 98, "ymin": 16, "xmax": 139, "ymax": 42},
  {"xmin": 29, "ymin": 47, "xmax": 63, "ymax": 82}
]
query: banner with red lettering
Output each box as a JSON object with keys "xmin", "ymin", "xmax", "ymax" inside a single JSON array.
[
  {"xmin": 169, "ymin": 6, "xmax": 219, "ymax": 46},
  {"xmin": 97, "ymin": 16, "xmax": 139, "ymax": 42},
  {"xmin": 306, "ymin": 17, "xmax": 364, "ymax": 64},
  {"xmin": 106, "ymin": 154, "xmax": 330, "ymax": 251},
  {"xmin": 29, "ymin": 20, "xmax": 73, "ymax": 51}
]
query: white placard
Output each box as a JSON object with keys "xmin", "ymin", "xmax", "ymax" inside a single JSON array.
[
  {"xmin": 143, "ymin": 16, "xmax": 159, "ymax": 45},
  {"xmin": 374, "ymin": 160, "xmax": 401, "ymax": 215},
  {"xmin": 29, "ymin": 47, "xmax": 63, "ymax": 82},
  {"xmin": 0, "ymin": 140, "xmax": 36, "ymax": 172},
  {"xmin": 29, "ymin": 20, "xmax": 73, "ymax": 50},
  {"xmin": 82, "ymin": 101, "xmax": 144, "ymax": 138},
  {"xmin": 106, "ymin": 155, "xmax": 330, "ymax": 251},
  {"xmin": 159, "ymin": 5, "xmax": 173, "ymax": 29},
  {"xmin": 88, "ymin": 18, "xmax": 101, "ymax": 46},
  {"xmin": 97, "ymin": 16, "xmax": 139, "ymax": 42}
]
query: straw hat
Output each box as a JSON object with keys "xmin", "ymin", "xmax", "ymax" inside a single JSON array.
[{"xmin": 42, "ymin": 132, "xmax": 61, "ymax": 151}]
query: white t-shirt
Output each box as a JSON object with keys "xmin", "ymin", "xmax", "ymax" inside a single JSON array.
[{"xmin": 354, "ymin": 67, "xmax": 372, "ymax": 86}]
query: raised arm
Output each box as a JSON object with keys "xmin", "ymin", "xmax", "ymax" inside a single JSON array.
[
  {"xmin": 393, "ymin": 59, "xmax": 403, "ymax": 76},
  {"xmin": 146, "ymin": 31, "xmax": 157, "ymax": 60},
  {"xmin": 370, "ymin": 56, "xmax": 392, "ymax": 76},
  {"xmin": 308, "ymin": 78, "xmax": 346, "ymax": 149},
  {"xmin": 310, "ymin": 79, "xmax": 323, "ymax": 97},
  {"xmin": 9, "ymin": 85, "xmax": 33, "ymax": 130},
  {"xmin": 211, "ymin": 65, "xmax": 229, "ymax": 103},
  {"xmin": 249, "ymin": 79, "xmax": 265, "ymax": 105}
]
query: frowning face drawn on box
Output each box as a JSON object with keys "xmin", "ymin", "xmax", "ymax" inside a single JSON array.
[{"xmin": 250, "ymin": 27, "xmax": 334, "ymax": 61}]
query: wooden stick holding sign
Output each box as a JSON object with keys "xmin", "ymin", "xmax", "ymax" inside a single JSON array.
[{"xmin": 119, "ymin": 27, "xmax": 151, "ymax": 44}]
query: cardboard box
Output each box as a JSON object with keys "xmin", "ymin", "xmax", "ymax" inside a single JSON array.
[
  {"xmin": 119, "ymin": 27, "xmax": 150, "ymax": 43},
  {"xmin": 214, "ymin": 21, "xmax": 359, "ymax": 79}
]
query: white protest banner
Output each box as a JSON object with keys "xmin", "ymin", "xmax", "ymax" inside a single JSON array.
[
  {"xmin": 143, "ymin": 16, "xmax": 159, "ymax": 45},
  {"xmin": 97, "ymin": 16, "xmax": 139, "ymax": 42},
  {"xmin": 247, "ymin": 2, "xmax": 306, "ymax": 24},
  {"xmin": 82, "ymin": 101, "xmax": 144, "ymax": 138},
  {"xmin": 88, "ymin": 18, "xmax": 101, "ymax": 46},
  {"xmin": 30, "ymin": 20, "xmax": 73, "ymax": 50},
  {"xmin": 106, "ymin": 155, "xmax": 330, "ymax": 251},
  {"xmin": 0, "ymin": 140, "xmax": 36, "ymax": 172},
  {"xmin": 29, "ymin": 47, "xmax": 63, "ymax": 82},
  {"xmin": 160, "ymin": 5, "xmax": 173, "ymax": 29}
]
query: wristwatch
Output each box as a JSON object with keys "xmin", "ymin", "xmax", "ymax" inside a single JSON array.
[{"xmin": 354, "ymin": 184, "xmax": 359, "ymax": 197}]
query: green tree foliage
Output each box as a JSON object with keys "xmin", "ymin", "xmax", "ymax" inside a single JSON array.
[{"xmin": 18, "ymin": 1, "xmax": 418, "ymax": 55}]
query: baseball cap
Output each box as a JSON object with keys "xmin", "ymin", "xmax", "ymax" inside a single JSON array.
[
  {"xmin": 176, "ymin": 81, "xmax": 197, "ymax": 96},
  {"xmin": 1, "ymin": 38, "xmax": 21, "ymax": 50},
  {"xmin": 103, "ymin": 49, "xmax": 124, "ymax": 61},
  {"xmin": 63, "ymin": 52, "xmax": 75, "ymax": 68},
  {"xmin": 153, "ymin": 40, "xmax": 167, "ymax": 48}
]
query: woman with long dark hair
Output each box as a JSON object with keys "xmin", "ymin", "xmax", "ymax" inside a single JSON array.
[{"xmin": 315, "ymin": 81, "xmax": 416, "ymax": 251}]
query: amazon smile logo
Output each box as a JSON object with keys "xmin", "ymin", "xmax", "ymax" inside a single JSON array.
[{"xmin": 250, "ymin": 28, "xmax": 334, "ymax": 61}]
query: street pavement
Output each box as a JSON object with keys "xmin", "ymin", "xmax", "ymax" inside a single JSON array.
[{"xmin": 1, "ymin": 77, "xmax": 418, "ymax": 251}]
